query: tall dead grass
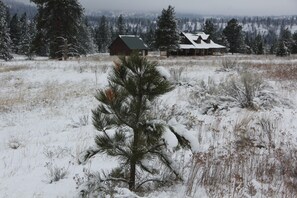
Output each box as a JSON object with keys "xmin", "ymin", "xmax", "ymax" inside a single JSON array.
[
  {"xmin": 244, "ymin": 62, "xmax": 297, "ymax": 81},
  {"xmin": 186, "ymin": 114, "xmax": 297, "ymax": 197}
]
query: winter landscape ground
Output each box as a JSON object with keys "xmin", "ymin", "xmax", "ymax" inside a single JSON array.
[{"xmin": 1, "ymin": 54, "xmax": 297, "ymax": 197}]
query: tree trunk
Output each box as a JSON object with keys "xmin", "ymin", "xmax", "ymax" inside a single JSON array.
[
  {"xmin": 129, "ymin": 162, "xmax": 136, "ymax": 191},
  {"xmin": 129, "ymin": 129, "xmax": 139, "ymax": 191}
]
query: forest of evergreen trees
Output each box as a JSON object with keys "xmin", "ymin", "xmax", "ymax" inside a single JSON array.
[{"xmin": 1, "ymin": 0, "xmax": 297, "ymax": 61}]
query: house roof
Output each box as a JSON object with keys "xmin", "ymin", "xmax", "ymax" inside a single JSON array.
[
  {"xmin": 119, "ymin": 35, "xmax": 149, "ymax": 50},
  {"xmin": 179, "ymin": 32, "xmax": 225, "ymax": 50}
]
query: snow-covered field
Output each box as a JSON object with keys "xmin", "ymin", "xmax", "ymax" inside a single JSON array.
[{"xmin": 1, "ymin": 54, "xmax": 297, "ymax": 197}]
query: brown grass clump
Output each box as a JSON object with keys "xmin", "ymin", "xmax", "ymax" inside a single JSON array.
[{"xmin": 0, "ymin": 65, "xmax": 29, "ymax": 73}]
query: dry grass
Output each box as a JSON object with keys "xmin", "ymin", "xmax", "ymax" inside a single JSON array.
[
  {"xmin": 241, "ymin": 62, "xmax": 297, "ymax": 81},
  {"xmin": 0, "ymin": 65, "xmax": 29, "ymax": 73},
  {"xmin": 186, "ymin": 113, "xmax": 297, "ymax": 198},
  {"xmin": 0, "ymin": 80, "xmax": 95, "ymax": 113}
]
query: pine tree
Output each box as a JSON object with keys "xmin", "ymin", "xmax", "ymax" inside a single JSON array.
[
  {"xmin": 203, "ymin": 19, "xmax": 216, "ymax": 40},
  {"xmin": 223, "ymin": 18, "xmax": 243, "ymax": 54},
  {"xmin": 117, "ymin": 14, "xmax": 126, "ymax": 36},
  {"xmin": 279, "ymin": 28, "xmax": 293, "ymax": 52},
  {"xmin": 276, "ymin": 40, "xmax": 289, "ymax": 56},
  {"xmin": 31, "ymin": 5, "xmax": 48, "ymax": 56},
  {"xmin": 0, "ymin": 1, "xmax": 13, "ymax": 61},
  {"xmin": 9, "ymin": 14, "xmax": 21, "ymax": 53},
  {"xmin": 95, "ymin": 15, "xmax": 111, "ymax": 53},
  {"xmin": 31, "ymin": 0, "xmax": 83, "ymax": 59},
  {"xmin": 155, "ymin": 5, "xmax": 179, "ymax": 56},
  {"xmin": 18, "ymin": 13, "xmax": 32, "ymax": 57},
  {"xmin": 81, "ymin": 54, "xmax": 188, "ymax": 191},
  {"xmin": 77, "ymin": 18, "xmax": 96, "ymax": 55},
  {"xmin": 143, "ymin": 25, "xmax": 155, "ymax": 50},
  {"xmin": 253, "ymin": 34, "xmax": 264, "ymax": 55},
  {"xmin": 291, "ymin": 32, "xmax": 297, "ymax": 54}
]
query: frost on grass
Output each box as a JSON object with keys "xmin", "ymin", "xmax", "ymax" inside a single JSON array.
[
  {"xmin": 1, "ymin": 55, "xmax": 297, "ymax": 198},
  {"xmin": 189, "ymin": 70, "xmax": 292, "ymax": 114},
  {"xmin": 44, "ymin": 161, "xmax": 70, "ymax": 184}
]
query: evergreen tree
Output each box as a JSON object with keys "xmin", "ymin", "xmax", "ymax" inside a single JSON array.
[
  {"xmin": 95, "ymin": 15, "xmax": 111, "ymax": 53},
  {"xmin": 203, "ymin": 19, "xmax": 216, "ymax": 40},
  {"xmin": 31, "ymin": 5, "xmax": 48, "ymax": 56},
  {"xmin": 77, "ymin": 18, "xmax": 96, "ymax": 55},
  {"xmin": 276, "ymin": 41, "xmax": 289, "ymax": 56},
  {"xmin": 265, "ymin": 30, "xmax": 278, "ymax": 54},
  {"xmin": 18, "ymin": 13, "xmax": 32, "ymax": 57},
  {"xmin": 155, "ymin": 5, "xmax": 179, "ymax": 56},
  {"xmin": 291, "ymin": 32, "xmax": 297, "ymax": 54},
  {"xmin": 81, "ymin": 54, "xmax": 188, "ymax": 191},
  {"xmin": 117, "ymin": 14, "xmax": 126, "ymax": 36},
  {"xmin": 253, "ymin": 34, "xmax": 264, "ymax": 55},
  {"xmin": 279, "ymin": 28, "xmax": 293, "ymax": 52},
  {"xmin": 0, "ymin": 1, "xmax": 13, "ymax": 61},
  {"xmin": 143, "ymin": 25, "xmax": 155, "ymax": 50},
  {"xmin": 223, "ymin": 18, "xmax": 243, "ymax": 54},
  {"xmin": 31, "ymin": 0, "xmax": 83, "ymax": 59},
  {"xmin": 9, "ymin": 14, "xmax": 21, "ymax": 53}
]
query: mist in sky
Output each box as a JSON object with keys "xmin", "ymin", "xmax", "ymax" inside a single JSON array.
[{"xmin": 16, "ymin": 0, "xmax": 297, "ymax": 16}]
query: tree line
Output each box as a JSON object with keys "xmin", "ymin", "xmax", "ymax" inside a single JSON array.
[{"xmin": 1, "ymin": 1, "xmax": 297, "ymax": 61}]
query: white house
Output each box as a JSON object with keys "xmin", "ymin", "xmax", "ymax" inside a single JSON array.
[{"xmin": 175, "ymin": 32, "xmax": 226, "ymax": 56}]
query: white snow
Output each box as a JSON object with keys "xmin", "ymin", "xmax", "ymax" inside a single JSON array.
[{"xmin": 1, "ymin": 54, "xmax": 297, "ymax": 197}]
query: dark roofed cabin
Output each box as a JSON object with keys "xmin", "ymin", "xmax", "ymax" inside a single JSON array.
[{"xmin": 109, "ymin": 35, "xmax": 149, "ymax": 56}]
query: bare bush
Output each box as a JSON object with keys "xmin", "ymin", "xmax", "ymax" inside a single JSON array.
[
  {"xmin": 45, "ymin": 161, "xmax": 69, "ymax": 184},
  {"xmin": 224, "ymin": 71, "xmax": 263, "ymax": 109},
  {"xmin": 7, "ymin": 136, "xmax": 24, "ymax": 149},
  {"xmin": 170, "ymin": 67, "xmax": 185, "ymax": 83},
  {"xmin": 69, "ymin": 115, "xmax": 89, "ymax": 128},
  {"xmin": 220, "ymin": 58, "xmax": 238, "ymax": 71}
]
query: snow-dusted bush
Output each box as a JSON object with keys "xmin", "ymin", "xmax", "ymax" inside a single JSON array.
[
  {"xmin": 44, "ymin": 161, "xmax": 69, "ymax": 184},
  {"xmin": 69, "ymin": 115, "xmax": 89, "ymax": 128},
  {"xmin": 74, "ymin": 169, "xmax": 118, "ymax": 198},
  {"xmin": 223, "ymin": 71, "xmax": 263, "ymax": 109},
  {"xmin": 220, "ymin": 57, "xmax": 238, "ymax": 71},
  {"xmin": 170, "ymin": 67, "xmax": 185, "ymax": 83},
  {"xmin": 189, "ymin": 71, "xmax": 291, "ymax": 114},
  {"xmin": 7, "ymin": 136, "xmax": 24, "ymax": 149}
]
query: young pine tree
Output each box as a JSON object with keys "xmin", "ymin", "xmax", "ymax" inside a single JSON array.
[
  {"xmin": 81, "ymin": 54, "xmax": 188, "ymax": 191},
  {"xmin": 0, "ymin": 1, "xmax": 13, "ymax": 61},
  {"xmin": 155, "ymin": 5, "xmax": 179, "ymax": 56}
]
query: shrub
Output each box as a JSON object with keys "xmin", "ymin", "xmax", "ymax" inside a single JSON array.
[
  {"xmin": 224, "ymin": 71, "xmax": 263, "ymax": 109},
  {"xmin": 45, "ymin": 161, "xmax": 69, "ymax": 184}
]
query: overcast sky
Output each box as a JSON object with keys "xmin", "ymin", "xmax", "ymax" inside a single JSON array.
[{"xmin": 17, "ymin": 0, "xmax": 297, "ymax": 16}]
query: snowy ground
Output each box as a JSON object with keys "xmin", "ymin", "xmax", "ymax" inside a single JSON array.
[{"xmin": 1, "ymin": 54, "xmax": 297, "ymax": 197}]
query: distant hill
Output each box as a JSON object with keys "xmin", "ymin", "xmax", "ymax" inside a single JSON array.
[{"xmin": 3, "ymin": 0, "xmax": 37, "ymax": 19}]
